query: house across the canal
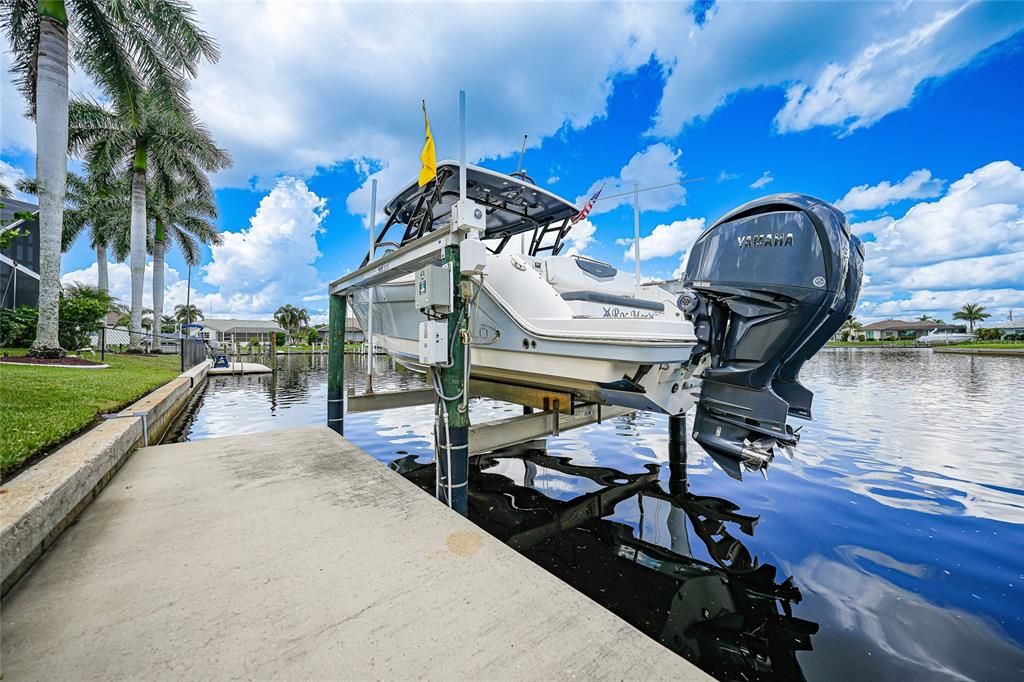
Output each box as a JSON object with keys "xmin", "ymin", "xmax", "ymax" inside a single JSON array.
[
  {"xmin": 200, "ymin": 318, "xmax": 287, "ymax": 346},
  {"xmin": 315, "ymin": 315, "xmax": 365, "ymax": 344},
  {"xmin": 860, "ymin": 319, "xmax": 965, "ymax": 341}
]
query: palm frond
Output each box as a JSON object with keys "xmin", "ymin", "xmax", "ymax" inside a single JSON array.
[
  {"xmin": 68, "ymin": 0, "xmax": 143, "ymax": 118},
  {"xmin": 0, "ymin": 0, "xmax": 40, "ymax": 115}
]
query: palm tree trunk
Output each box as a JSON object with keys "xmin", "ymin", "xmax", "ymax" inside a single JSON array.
[
  {"xmin": 96, "ymin": 243, "xmax": 108, "ymax": 292},
  {"xmin": 30, "ymin": 6, "xmax": 70, "ymax": 357},
  {"xmin": 129, "ymin": 144, "xmax": 147, "ymax": 351},
  {"xmin": 152, "ymin": 226, "xmax": 165, "ymax": 352}
]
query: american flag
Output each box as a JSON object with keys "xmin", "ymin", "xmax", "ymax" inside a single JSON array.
[{"xmin": 571, "ymin": 185, "xmax": 604, "ymax": 224}]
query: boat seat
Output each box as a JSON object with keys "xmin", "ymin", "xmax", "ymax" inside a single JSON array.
[
  {"xmin": 543, "ymin": 255, "xmax": 635, "ymax": 296},
  {"xmin": 560, "ymin": 290, "xmax": 665, "ymax": 312}
]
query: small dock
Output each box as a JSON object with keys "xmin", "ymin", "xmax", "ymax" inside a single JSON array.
[
  {"xmin": 208, "ymin": 361, "xmax": 273, "ymax": 375},
  {"xmin": 1, "ymin": 426, "xmax": 707, "ymax": 680}
]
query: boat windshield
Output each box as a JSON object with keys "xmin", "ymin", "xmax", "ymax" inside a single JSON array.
[{"xmin": 363, "ymin": 161, "xmax": 579, "ymax": 265}]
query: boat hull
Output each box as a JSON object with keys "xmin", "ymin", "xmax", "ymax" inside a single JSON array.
[{"xmin": 350, "ymin": 257, "xmax": 700, "ymax": 415}]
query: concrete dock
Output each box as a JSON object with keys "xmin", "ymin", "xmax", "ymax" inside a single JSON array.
[{"xmin": 1, "ymin": 426, "xmax": 707, "ymax": 680}]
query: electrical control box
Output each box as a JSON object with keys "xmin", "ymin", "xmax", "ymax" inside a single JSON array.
[
  {"xmin": 415, "ymin": 264, "xmax": 452, "ymax": 314},
  {"xmin": 451, "ymin": 198, "xmax": 487, "ymax": 235},
  {"xmin": 459, "ymin": 238, "xmax": 487, "ymax": 275},
  {"xmin": 418, "ymin": 320, "xmax": 448, "ymax": 365}
]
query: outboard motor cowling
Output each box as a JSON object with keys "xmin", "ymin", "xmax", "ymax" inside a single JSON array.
[{"xmin": 680, "ymin": 194, "xmax": 863, "ymax": 479}]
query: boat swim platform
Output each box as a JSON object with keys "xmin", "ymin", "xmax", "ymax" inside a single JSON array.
[{"xmin": 1, "ymin": 426, "xmax": 708, "ymax": 681}]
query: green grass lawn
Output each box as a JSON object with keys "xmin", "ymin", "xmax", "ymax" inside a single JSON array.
[
  {"xmin": 275, "ymin": 343, "xmax": 363, "ymax": 352},
  {"xmin": 826, "ymin": 340, "xmax": 918, "ymax": 347},
  {"xmin": 0, "ymin": 349, "xmax": 181, "ymax": 477}
]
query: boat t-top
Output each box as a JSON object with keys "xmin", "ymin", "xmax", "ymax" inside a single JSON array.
[{"xmin": 350, "ymin": 161, "xmax": 864, "ymax": 477}]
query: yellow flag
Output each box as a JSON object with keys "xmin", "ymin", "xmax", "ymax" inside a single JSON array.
[{"xmin": 418, "ymin": 100, "xmax": 437, "ymax": 187}]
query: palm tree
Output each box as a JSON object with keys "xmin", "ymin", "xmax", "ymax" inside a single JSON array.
[
  {"xmin": 160, "ymin": 314, "xmax": 176, "ymax": 334},
  {"xmin": 148, "ymin": 175, "xmax": 220, "ymax": 347},
  {"xmin": 174, "ymin": 304, "xmax": 203, "ymax": 325},
  {"xmin": 840, "ymin": 316, "xmax": 862, "ymax": 342},
  {"xmin": 16, "ymin": 171, "xmax": 118, "ymax": 291},
  {"xmin": 953, "ymin": 303, "xmax": 991, "ymax": 333},
  {"xmin": 274, "ymin": 304, "xmax": 309, "ymax": 343},
  {"xmin": 2, "ymin": 0, "xmax": 219, "ymax": 357},
  {"xmin": 69, "ymin": 91, "xmax": 230, "ymax": 350},
  {"xmin": 916, "ymin": 314, "xmax": 934, "ymax": 323}
]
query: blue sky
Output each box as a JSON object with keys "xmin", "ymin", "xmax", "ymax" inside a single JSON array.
[{"xmin": 2, "ymin": 1, "xmax": 1022, "ymax": 324}]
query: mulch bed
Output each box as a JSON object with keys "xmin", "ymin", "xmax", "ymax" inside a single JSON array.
[{"xmin": 0, "ymin": 355, "xmax": 105, "ymax": 367}]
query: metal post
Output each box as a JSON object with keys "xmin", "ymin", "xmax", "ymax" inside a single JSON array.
[
  {"xmin": 101, "ymin": 326, "xmax": 106, "ymax": 363},
  {"xmin": 459, "ymin": 90, "xmax": 467, "ymax": 201},
  {"xmin": 366, "ymin": 179, "xmax": 377, "ymax": 394},
  {"xmin": 327, "ymin": 294, "xmax": 347, "ymax": 435},
  {"xmin": 436, "ymin": 248, "xmax": 470, "ymax": 514},
  {"xmin": 633, "ymin": 182, "xmax": 641, "ymax": 295},
  {"xmin": 668, "ymin": 412, "xmax": 687, "ymax": 496}
]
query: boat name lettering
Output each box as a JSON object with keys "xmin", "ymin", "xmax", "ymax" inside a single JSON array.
[
  {"xmin": 737, "ymin": 233, "xmax": 794, "ymax": 248},
  {"xmin": 603, "ymin": 307, "xmax": 656, "ymax": 319}
]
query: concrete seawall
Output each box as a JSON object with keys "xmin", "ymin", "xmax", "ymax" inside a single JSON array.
[
  {"xmin": 932, "ymin": 347, "xmax": 1024, "ymax": 357},
  {"xmin": 0, "ymin": 360, "xmax": 211, "ymax": 594}
]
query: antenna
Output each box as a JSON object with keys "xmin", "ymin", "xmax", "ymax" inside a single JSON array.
[{"xmin": 515, "ymin": 134, "xmax": 528, "ymax": 174}]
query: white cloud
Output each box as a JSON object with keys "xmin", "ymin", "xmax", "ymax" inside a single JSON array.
[
  {"xmin": 188, "ymin": 1, "xmax": 652, "ymax": 218},
  {"xmin": 775, "ymin": 4, "xmax": 1023, "ymax": 135},
  {"xmin": 836, "ymin": 169, "xmax": 945, "ymax": 212},
  {"xmin": 868, "ymin": 161, "xmax": 1024, "ymax": 268},
  {"xmin": 749, "ymin": 171, "xmax": 773, "ymax": 189},
  {"xmin": 621, "ymin": 217, "xmax": 705, "ymax": 263},
  {"xmin": 547, "ymin": 175, "xmax": 560, "ymax": 185},
  {"xmin": 849, "ymin": 216, "xmax": 895, "ymax": 238},
  {"xmin": 202, "ymin": 177, "xmax": 328, "ymax": 317},
  {"xmin": 861, "ymin": 288, "xmax": 1024, "ymax": 320},
  {"xmin": 576, "ymin": 143, "xmax": 688, "ymax": 218},
  {"xmin": 854, "ymin": 160, "xmax": 1024, "ymax": 322},
  {"xmin": 0, "ymin": 159, "xmax": 32, "ymax": 201},
  {"xmin": 563, "ymin": 219, "xmax": 597, "ymax": 256},
  {"xmin": 647, "ymin": 1, "xmax": 1024, "ymax": 137},
  {"xmin": 717, "ymin": 170, "xmax": 740, "ymax": 183}
]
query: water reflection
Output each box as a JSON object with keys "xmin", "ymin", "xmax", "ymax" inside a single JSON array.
[{"xmin": 394, "ymin": 444, "xmax": 820, "ymax": 681}]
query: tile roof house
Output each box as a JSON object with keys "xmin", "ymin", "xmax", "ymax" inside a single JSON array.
[
  {"xmin": 199, "ymin": 318, "xmax": 286, "ymax": 344},
  {"xmin": 859, "ymin": 319, "xmax": 965, "ymax": 340}
]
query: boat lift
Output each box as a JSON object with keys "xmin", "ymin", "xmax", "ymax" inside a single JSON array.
[{"xmin": 326, "ymin": 91, "xmax": 686, "ymax": 516}]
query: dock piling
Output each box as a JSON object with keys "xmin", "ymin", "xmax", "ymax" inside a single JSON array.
[
  {"xmin": 328, "ymin": 294, "xmax": 347, "ymax": 435},
  {"xmin": 436, "ymin": 244, "xmax": 470, "ymax": 514}
]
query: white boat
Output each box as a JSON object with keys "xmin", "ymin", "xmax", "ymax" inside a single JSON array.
[
  {"xmin": 919, "ymin": 329, "xmax": 974, "ymax": 346},
  {"xmin": 350, "ymin": 162, "xmax": 864, "ymax": 477}
]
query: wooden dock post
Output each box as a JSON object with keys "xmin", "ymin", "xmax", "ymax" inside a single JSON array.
[
  {"xmin": 327, "ymin": 294, "xmax": 347, "ymax": 435},
  {"xmin": 436, "ymin": 244, "xmax": 470, "ymax": 514}
]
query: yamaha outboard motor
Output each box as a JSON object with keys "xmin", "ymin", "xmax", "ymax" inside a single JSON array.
[{"xmin": 677, "ymin": 194, "xmax": 863, "ymax": 479}]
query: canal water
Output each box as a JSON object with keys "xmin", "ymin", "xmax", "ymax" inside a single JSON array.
[{"xmin": 167, "ymin": 349, "xmax": 1024, "ymax": 681}]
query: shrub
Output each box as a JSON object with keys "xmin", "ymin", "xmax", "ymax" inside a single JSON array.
[
  {"xmin": 976, "ymin": 328, "xmax": 1003, "ymax": 341},
  {"xmin": 306, "ymin": 328, "xmax": 320, "ymax": 345},
  {"xmin": 0, "ymin": 306, "xmax": 38, "ymax": 347},
  {"xmin": 275, "ymin": 333, "xmax": 285, "ymax": 347},
  {"xmin": 58, "ymin": 284, "xmax": 113, "ymax": 350}
]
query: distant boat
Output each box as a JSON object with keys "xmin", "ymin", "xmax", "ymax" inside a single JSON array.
[{"xmin": 919, "ymin": 329, "xmax": 975, "ymax": 345}]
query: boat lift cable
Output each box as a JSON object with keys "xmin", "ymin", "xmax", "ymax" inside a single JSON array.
[{"xmin": 590, "ymin": 177, "xmax": 705, "ymax": 204}]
